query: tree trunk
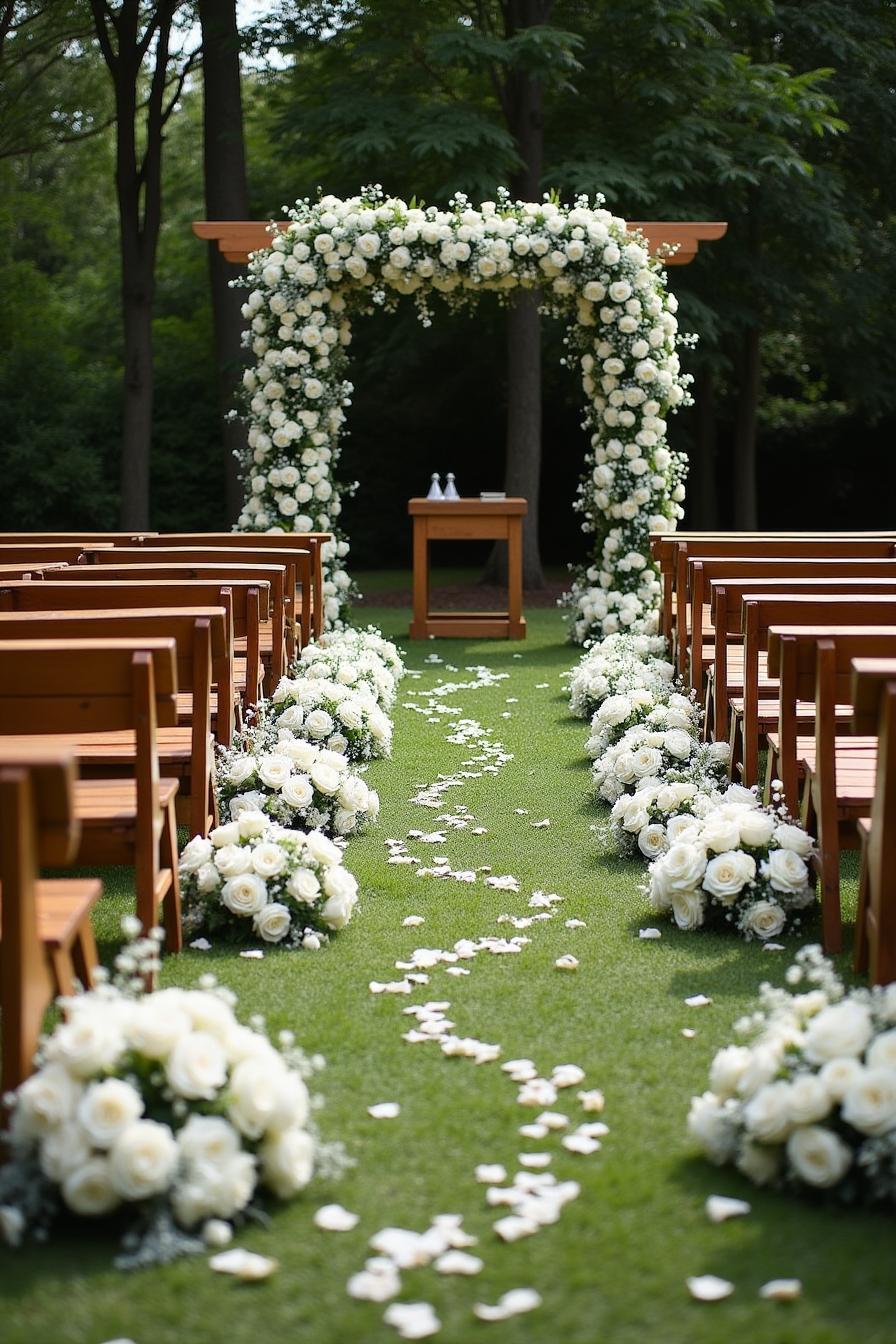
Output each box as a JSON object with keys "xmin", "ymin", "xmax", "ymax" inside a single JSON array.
[
  {"xmin": 733, "ymin": 325, "xmax": 761, "ymax": 528},
  {"xmin": 689, "ymin": 364, "xmax": 718, "ymax": 527},
  {"xmin": 119, "ymin": 261, "xmax": 155, "ymax": 528},
  {"xmin": 483, "ymin": 0, "xmax": 552, "ymax": 588},
  {"xmin": 199, "ymin": 0, "xmax": 250, "ymax": 523}
]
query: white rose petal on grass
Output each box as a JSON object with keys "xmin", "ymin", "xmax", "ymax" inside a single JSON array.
[
  {"xmin": 474, "ymin": 1288, "xmax": 542, "ymax": 1321},
  {"xmin": 239, "ymin": 949, "xmax": 264, "ymax": 960},
  {"xmin": 531, "ymin": 819, "xmax": 551, "ymax": 828},
  {"xmin": 434, "ymin": 1250, "xmax": 483, "ymax": 1276},
  {"xmin": 493, "ymin": 1214, "xmax": 539, "ymax": 1242},
  {"xmin": 705, "ymin": 1195, "xmax": 751, "ymax": 1223},
  {"xmin": 368, "ymin": 1102, "xmax": 401, "ymax": 1120},
  {"xmin": 562, "ymin": 1134, "xmax": 601, "ymax": 1155},
  {"xmin": 687, "ymin": 1275, "xmax": 735, "ymax": 1302},
  {"xmin": 685, "ymin": 995, "xmax": 713, "ymax": 1008},
  {"xmin": 552, "ymin": 1064, "xmax": 585, "ymax": 1089},
  {"xmin": 577, "ymin": 1090, "xmax": 605, "ymax": 1113},
  {"xmin": 383, "ymin": 1302, "xmax": 441, "ymax": 1340},
  {"xmin": 189, "ymin": 937, "xmax": 212, "ymax": 951},
  {"xmin": 536, "ymin": 1111, "xmax": 569, "ymax": 1130},
  {"xmin": 555, "ymin": 955, "xmax": 579, "ymax": 972},
  {"xmin": 402, "ymin": 916, "xmax": 425, "ymax": 927},
  {"xmin": 759, "ymin": 1279, "xmax": 802, "ymax": 1302},
  {"xmin": 639, "ymin": 928, "xmax": 662, "ymax": 940},
  {"xmin": 681, "ymin": 1029, "xmax": 697, "ymax": 1040},
  {"xmin": 475, "ymin": 1164, "xmax": 507, "ymax": 1184},
  {"xmin": 565, "ymin": 918, "xmax": 587, "ymax": 929},
  {"xmin": 348, "ymin": 1258, "xmax": 402, "ymax": 1302},
  {"xmin": 203, "ymin": 1219, "xmax": 233, "ymax": 1248},
  {"xmin": 518, "ymin": 1153, "xmax": 552, "ymax": 1169},
  {"xmin": 519, "ymin": 1123, "xmax": 549, "ymax": 1139},
  {"xmin": 209, "ymin": 1249, "xmax": 279, "ymax": 1280},
  {"xmin": 314, "ymin": 1203, "xmax": 360, "ymax": 1232}
]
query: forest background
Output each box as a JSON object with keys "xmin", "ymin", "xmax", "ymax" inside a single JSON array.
[{"xmin": 2, "ymin": 0, "xmax": 895, "ymax": 579}]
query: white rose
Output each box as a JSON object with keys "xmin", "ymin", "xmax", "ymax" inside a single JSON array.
[
  {"xmin": 337, "ymin": 775, "xmax": 369, "ymax": 812},
  {"xmin": 320, "ymin": 890, "xmax": 357, "ymax": 930},
  {"xmin": 260, "ymin": 1126, "xmax": 314, "ymax": 1198},
  {"xmin": 322, "ymin": 864, "xmax": 357, "ymax": 901},
  {"xmin": 177, "ymin": 1114, "xmax": 241, "ymax": 1164},
  {"xmin": 210, "ymin": 821, "xmax": 240, "ymax": 848},
  {"xmin": 703, "ymin": 851, "xmax": 756, "ymax": 904},
  {"xmin": 310, "ymin": 761, "xmax": 341, "ymax": 795},
  {"xmin": 214, "ymin": 844, "xmax": 253, "ymax": 878},
  {"xmin": 804, "ymin": 1000, "xmax": 874, "ymax": 1064},
  {"xmin": 737, "ymin": 1045, "xmax": 783, "ymax": 1099},
  {"xmin": 180, "ymin": 835, "xmax": 214, "ymax": 872},
  {"xmin": 45, "ymin": 1008, "xmax": 125, "ymax": 1079},
  {"xmin": 709, "ymin": 1046, "xmax": 753, "ymax": 1100},
  {"xmin": 337, "ymin": 700, "xmax": 364, "ymax": 731},
  {"xmin": 663, "ymin": 728, "xmax": 694, "ymax": 760},
  {"xmin": 773, "ymin": 823, "xmax": 813, "ymax": 857},
  {"xmin": 62, "ymin": 1157, "xmax": 121, "ymax": 1217},
  {"xmin": 743, "ymin": 1082, "xmax": 793, "ymax": 1143},
  {"xmin": 287, "ymin": 867, "xmax": 321, "ymax": 904},
  {"xmin": 700, "ymin": 814, "xmax": 743, "ymax": 854},
  {"xmin": 108, "ymin": 1120, "xmax": 179, "ymax": 1200},
  {"xmin": 282, "ymin": 774, "xmax": 314, "ymax": 809},
  {"xmin": 304, "ymin": 831, "xmax": 341, "ymax": 866},
  {"xmin": 228, "ymin": 1058, "xmax": 309, "ymax": 1139},
  {"xmin": 787, "ymin": 1074, "xmax": 832, "ymax": 1126},
  {"xmin": 841, "ymin": 1069, "xmax": 896, "ymax": 1136},
  {"xmin": 166, "ymin": 1031, "xmax": 228, "ymax": 1101},
  {"xmin": 279, "ymin": 737, "xmax": 318, "ymax": 770},
  {"xmin": 736, "ymin": 1140, "xmax": 783, "ymax": 1187},
  {"xmin": 818, "ymin": 1057, "xmax": 865, "ymax": 1103},
  {"xmin": 742, "ymin": 899, "xmax": 787, "ymax": 940},
  {"xmin": 221, "ymin": 871, "xmax": 269, "ymax": 918},
  {"xmin": 76, "ymin": 1079, "xmax": 144, "ymax": 1149},
  {"xmin": 39, "ymin": 1122, "xmax": 92, "ymax": 1183},
  {"xmin": 637, "ymin": 823, "xmax": 667, "ymax": 858},
  {"xmin": 252, "ymin": 841, "xmax": 288, "ymax": 879},
  {"xmin": 786, "ymin": 1125, "xmax": 852, "ymax": 1188},
  {"xmin": 12, "ymin": 1063, "xmax": 82, "ymax": 1139},
  {"xmin": 660, "ymin": 842, "xmax": 707, "ymax": 892},
  {"xmin": 867, "ymin": 1029, "xmax": 896, "ymax": 1071},
  {"xmin": 257, "ymin": 754, "xmax": 293, "ymax": 789},
  {"xmin": 237, "ymin": 809, "xmax": 267, "ymax": 839},
  {"xmin": 196, "ymin": 862, "xmax": 220, "ymax": 893},
  {"xmin": 333, "ymin": 808, "xmax": 357, "ymax": 835},
  {"xmin": 631, "ymin": 746, "xmax": 663, "ymax": 777},
  {"xmin": 173, "ymin": 1151, "xmax": 257, "ymax": 1225},
  {"xmin": 665, "ymin": 814, "xmax": 702, "ymax": 845},
  {"xmin": 254, "ymin": 902, "xmax": 292, "ymax": 943},
  {"xmin": 765, "ymin": 848, "xmax": 809, "ymax": 894},
  {"xmin": 305, "ymin": 708, "xmax": 334, "ymax": 740},
  {"xmin": 738, "ymin": 810, "xmax": 776, "ymax": 847},
  {"xmin": 226, "ymin": 756, "xmax": 257, "ymax": 787},
  {"xmin": 276, "ymin": 704, "xmax": 305, "ymax": 732},
  {"xmin": 686, "ymin": 1092, "xmax": 737, "ymax": 1163},
  {"xmin": 671, "ymin": 889, "xmax": 705, "ymax": 931}
]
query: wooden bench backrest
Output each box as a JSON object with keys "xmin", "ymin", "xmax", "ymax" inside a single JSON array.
[
  {"xmin": 0, "ymin": 577, "xmax": 269, "ymax": 632},
  {"xmin": 0, "ymin": 637, "xmax": 179, "ymax": 733},
  {"xmin": 0, "ymin": 543, "xmax": 114, "ymax": 565},
  {"xmin": 852, "ymin": 657, "xmax": 896, "ymax": 733},
  {"xmin": 0, "ymin": 563, "xmax": 67, "ymax": 578},
  {"xmin": 0, "ymin": 532, "xmax": 156, "ymax": 542},
  {"xmin": 0, "ymin": 744, "xmax": 80, "ymax": 865}
]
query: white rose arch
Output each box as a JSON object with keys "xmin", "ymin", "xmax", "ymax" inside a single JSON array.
[{"xmin": 235, "ymin": 187, "xmax": 692, "ymax": 642}]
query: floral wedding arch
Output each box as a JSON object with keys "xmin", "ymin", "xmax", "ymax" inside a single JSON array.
[{"xmin": 230, "ymin": 187, "xmax": 698, "ymax": 643}]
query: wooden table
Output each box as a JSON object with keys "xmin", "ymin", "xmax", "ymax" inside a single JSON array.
[{"xmin": 408, "ymin": 498, "xmax": 527, "ymax": 640}]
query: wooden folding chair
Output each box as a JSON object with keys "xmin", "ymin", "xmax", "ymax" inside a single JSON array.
[
  {"xmin": 851, "ymin": 657, "xmax": 896, "ymax": 984},
  {"xmin": 0, "ymin": 639, "xmax": 182, "ymax": 959},
  {"xmin": 0, "ymin": 746, "xmax": 102, "ymax": 1094}
]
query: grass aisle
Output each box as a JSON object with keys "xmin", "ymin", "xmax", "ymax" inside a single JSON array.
[{"xmin": 2, "ymin": 609, "xmax": 891, "ymax": 1344}]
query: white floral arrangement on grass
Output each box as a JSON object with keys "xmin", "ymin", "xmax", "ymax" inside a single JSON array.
[
  {"xmin": 646, "ymin": 795, "xmax": 816, "ymax": 939},
  {"xmin": 297, "ymin": 626, "xmax": 406, "ymax": 688},
  {"xmin": 689, "ymin": 945, "xmax": 896, "ymax": 1204},
  {"xmin": 592, "ymin": 723, "xmax": 729, "ymax": 805},
  {"xmin": 217, "ymin": 736, "xmax": 379, "ymax": 839},
  {"xmin": 609, "ymin": 775, "xmax": 745, "ymax": 860},
  {"xmin": 585, "ymin": 687, "xmax": 699, "ymax": 763},
  {"xmin": 0, "ymin": 924, "xmax": 345, "ymax": 1266},
  {"xmin": 294, "ymin": 645, "xmax": 397, "ymax": 712},
  {"xmin": 180, "ymin": 816, "xmax": 360, "ymax": 948},
  {"xmin": 568, "ymin": 632, "xmax": 672, "ymax": 719},
  {"xmin": 265, "ymin": 674, "xmax": 393, "ymax": 761},
  {"xmin": 236, "ymin": 185, "xmax": 690, "ymax": 636}
]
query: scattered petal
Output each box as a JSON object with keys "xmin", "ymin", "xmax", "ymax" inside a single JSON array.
[
  {"xmin": 638, "ymin": 928, "xmax": 662, "ymax": 940},
  {"xmin": 554, "ymin": 955, "xmax": 579, "ymax": 972},
  {"xmin": 762, "ymin": 943, "xmax": 786, "ymax": 953},
  {"xmin": 577, "ymin": 1090, "xmax": 605, "ymax": 1113},
  {"xmin": 445, "ymin": 967, "xmax": 470, "ymax": 978},
  {"xmin": 687, "ymin": 1275, "xmax": 735, "ymax": 1302},
  {"xmin": 518, "ymin": 1153, "xmax": 552, "ymax": 1169},
  {"xmin": 209, "ymin": 1249, "xmax": 278, "ymax": 1280},
  {"xmin": 383, "ymin": 1301, "xmax": 441, "ymax": 1339},
  {"xmin": 474, "ymin": 1288, "xmax": 542, "ymax": 1321},
  {"xmin": 314, "ymin": 1204, "xmax": 360, "ymax": 1232},
  {"xmin": 561, "ymin": 1134, "xmax": 601, "ymax": 1155},
  {"xmin": 519, "ymin": 1123, "xmax": 549, "ymax": 1140},
  {"xmin": 565, "ymin": 919, "xmax": 587, "ymax": 929},
  {"xmin": 434, "ymin": 1251, "xmax": 483, "ymax": 1276},
  {"xmin": 475, "ymin": 1164, "xmax": 507, "ymax": 1185},
  {"xmin": 552, "ymin": 1064, "xmax": 585, "ymax": 1089},
  {"xmin": 403, "ymin": 916, "xmax": 425, "ymax": 927},
  {"xmin": 536, "ymin": 1111, "xmax": 569, "ymax": 1130},
  {"xmin": 705, "ymin": 1196, "xmax": 751, "ymax": 1224},
  {"xmin": 684, "ymin": 995, "xmax": 713, "ymax": 1008},
  {"xmin": 239, "ymin": 950, "xmax": 264, "ymax": 960},
  {"xmin": 681, "ymin": 1028, "xmax": 697, "ymax": 1039},
  {"xmin": 493, "ymin": 1215, "xmax": 539, "ymax": 1243},
  {"xmin": 189, "ymin": 937, "xmax": 212, "ymax": 951},
  {"xmin": 759, "ymin": 1279, "xmax": 802, "ymax": 1302},
  {"xmin": 531, "ymin": 819, "xmax": 551, "ymax": 828},
  {"xmin": 368, "ymin": 1102, "xmax": 401, "ymax": 1120},
  {"xmin": 575, "ymin": 1122, "xmax": 609, "ymax": 1139}
]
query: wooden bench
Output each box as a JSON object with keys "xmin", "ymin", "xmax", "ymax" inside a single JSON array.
[
  {"xmin": 687, "ymin": 557, "xmax": 896, "ymax": 698},
  {"xmin": 651, "ymin": 534, "xmax": 896, "ymax": 670},
  {"xmin": 764, "ymin": 626, "xmax": 896, "ymax": 952},
  {"xmin": 0, "ymin": 639, "xmax": 183, "ymax": 955},
  {"xmin": 851, "ymin": 657, "xmax": 896, "ymax": 984},
  {"xmin": 133, "ymin": 531, "xmax": 325, "ymax": 645},
  {"xmin": 0, "ymin": 611, "xmax": 223, "ymax": 840},
  {"xmin": 0, "ymin": 577, "xmax": 270, "ymax": 733},
  {"xmin": 0, "ymin": 746, "xmax": 102, "ymax": 1094},
  {"xmin": 77, "ymin": 551, "xmax": 287, "ymax": 689},
  {"xmin": 0, "ymin": 543, "xmax": 115, "ymax": 565}
]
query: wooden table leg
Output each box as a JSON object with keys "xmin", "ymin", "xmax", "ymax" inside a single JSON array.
[
  {"xmin": 410, "ymin": 517, "xmax": 430, "ymax": 638},
  {"xmin": 507, "ymin": 516, "xmax": 525, "ymax": 639}
]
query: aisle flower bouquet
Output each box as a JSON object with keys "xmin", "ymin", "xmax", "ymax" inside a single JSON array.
[
  {"xmin": 608, "ymin": 776, "xmax": 751, "ymax": 860},
  {"xmin": 267, "ymin": 674, "xmax": 393, "ymax": 761},
  {"xmin": 217, "ymin": 736, "xmax": 379, "ymax": 838},
  {"xmin": 592, "ymin": 724, "xmax": 729, "ymax": 804},
  {"xmin": 295, "ymin": 647, "xmax": 397, "ymax": 711},
  {"xmin": 688, "ymin": 944, "xmax": 896, "ymax": 1205},
  {"xmin": 646, "ymin": 796, "xmax": 816, "ymax": 939},
  {"xmin": 297, "ymin": 626, "xmax": 406, "ymax": 686},
  {"xmin": 0, "ymin": 927, "xmax": 341, "ymax": 1265},
  {"xmin": 568, "ymin": 632, "xmax": 673, "ymax": 719},
  {"xmin": 585, "ymin": 688, "xmax": 698, "ymax": 763},
  {"xmin": 180, "ymin": 817, "xmax": 360, "ymax": 947}
]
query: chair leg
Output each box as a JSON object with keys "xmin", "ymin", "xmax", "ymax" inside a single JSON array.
[
  {"xmin": 48, "ymin": 947, "xmax": 75, "ymax": 998},
  {"xmin": 854, "ymin": 830, "xmax": 870, "ymax": 974},
  {"xmin": 72, "ymin": 922, "xmax": 100, "ymax": 989},
  {"xmin": 161, "ymin": 798, "xmax": 183, "ymax": 954},
  {"xmin": 728, "ymin": 711, "xmax": 742, "ymax": 783}
]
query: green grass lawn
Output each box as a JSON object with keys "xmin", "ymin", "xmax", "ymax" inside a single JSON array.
[{"xmin": 2, "ymin": 607, "xmax": 890, "ymax": 1344}]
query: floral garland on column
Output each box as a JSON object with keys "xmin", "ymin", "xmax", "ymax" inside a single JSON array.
[{"xmin": 236, "ymin": 187, "xmax": 690, "ymax": 640}]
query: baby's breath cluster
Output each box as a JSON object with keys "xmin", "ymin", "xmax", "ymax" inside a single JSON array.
[{"xmin": 236, "ymin": 185, "xmax": 690, "ymax": 635}]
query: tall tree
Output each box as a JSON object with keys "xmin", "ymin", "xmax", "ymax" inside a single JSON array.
[
  {"xmin": 88, "ymin": 0, "xmax": 196, "ymax": 528},
  {"xmin": 198, "ymin": 0, "xmax": 251, "ymax": 520}
]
